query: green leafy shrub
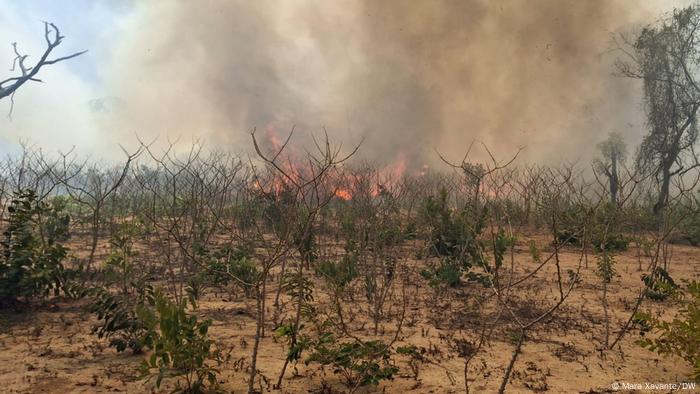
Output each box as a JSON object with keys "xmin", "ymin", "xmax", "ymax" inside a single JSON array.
[
  {"xmin": 260, "ymin": 186, "xmax": 296, "ymax": 231},
  {"xmin": 275, "ymin": 322, "xmax": 314, "ymax": 372},
  {"xmin": 82, "ymin": 284, "xmax": 155, "ymax": 353},
  {"xmin": 555, "ymin": 228, "xmax": 582, "ymax": 246},
  {"xmin": 217, "ymin": 256, "xmax": 257, "ymax": 296},
  {"xmin": 419, "ymin": 228, "xmax": 512, "ymax": 289},
  {"xmin": 279, "ymin": 268, "xmax": 316, "ymax": 348},
  {"xmin": 226, "ymin": 201, "xmax": 260, "ymax": 231},
  {"xmin": 138, "ymin": 289, "xmax": 222, "ymax": 393},
  {"xmin": 315, "ymin": 252, "xmax": 359, "ymax": 289},
  {"xmin": 294, "ymin": 221, "xmax": 318, "ymax": 262},
  {"xmin": 45, "ymin": 196, "xmax": 71, "ymax": 242},
  {"xmin": 273, "ymin": 268, "xmax": 319, "ymax": 387},
  {"xmin": 396, "ymin": 344, "xmax": 428, "ymax": 380},
  {"xmin": 197, "ymin": 244, "xmax": 256, "ymax": 297},
  {"xmin": 419, "ymin": 188, "xmax": 482, "ymax": 260},
  {"xmin": 596, "ymin": 252, "xmax": 617, "ymax": 284},
  {"xmin": 643, "ymin": 267, "xmax": 679, "ymax": 301},
  {"xmin": 418, "ymin": 187, "xmax": 490, "ymax": 290},
  {"xmin": 557, "ymin": 228, "xmax": 629, "ymax": 252},
  {"xmin": 103, "ymin": 223, "xmax": 140, "ymax": 295},
  {"xmin": 306, "ymin": 337, "xmax": 398, "ymax": 387},
  {"xmin": 0, "ymin": 189, "xmax": 70, "ymax": 307},
  {"xmin": 375, "ymin": 220, "xmax": 406, "ymax": 249},
  {"xmin": 555, "ymin": 202, "xmax": 629, "ymax": 251},
  {"xmin": 551, "ymin": 202, "xmax": 589, "ymax": 246},
  {"xmin": 636, "ymin": 281, "xmax": 700, "ymax": 381},
  {"xmin": 592, "ymin": 232, "xmax": 630, "ymax": 252},
  {"xmin": 76, "ymin": 223, "xmax": 154, "ymax": 353},
  {"xmin": 420, "ymin": 260, "xmax": 461, "ymax": 288},
  {"xmin": 622, "ymin": 203, "xmax": 661, "ymax": 234}
]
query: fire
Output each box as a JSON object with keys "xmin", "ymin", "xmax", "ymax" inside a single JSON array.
[
  {"xmin": 258, "ymin": 126, "xmax": 419, "ymax": 201},
  {"xmin": 386, "ymin": 152, "xmax": 407, "ymax": 180},
  {"xmin": 335, "ymin": 188, "xmax": 352, "ymax": 201}
]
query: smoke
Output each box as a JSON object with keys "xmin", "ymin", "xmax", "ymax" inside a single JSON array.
[
  {"xmin": 101, "ymin": 0, "xmax": 690, "ymax": 168},
  {"xmin": 0, "ymin": 3, "xmax": 99, "ymax": 155}
]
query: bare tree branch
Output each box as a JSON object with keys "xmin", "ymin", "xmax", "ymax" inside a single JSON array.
[{"xmin": 0, "ymin": 22, "xmax": 87, "ymax": 116}]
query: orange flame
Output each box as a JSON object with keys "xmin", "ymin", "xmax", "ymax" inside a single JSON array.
[
  {"xmin": 335, "ymin": 188, "xmax": 352, "ymax": 201},
  {"xmin": 258, "ymin": 126, "xmax": 420, "ymax": 201}
]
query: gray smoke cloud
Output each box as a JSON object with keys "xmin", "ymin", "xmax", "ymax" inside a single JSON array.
[{"xmin": 101, "ymin": 0, "xmax": 692, "ymax": 169}]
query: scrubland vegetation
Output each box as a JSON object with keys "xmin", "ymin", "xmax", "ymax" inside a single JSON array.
[
  {"xmin": 0, "ymin": 128, "xmax": 697, "ymax": 393},
  {"xmin": 1, "ymin": 4, "xmax": 700, "ymax": 394}
]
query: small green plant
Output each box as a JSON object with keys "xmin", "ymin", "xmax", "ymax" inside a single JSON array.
[
  {"xmin": 639, "ymin": 237, "xmax": 655, "ymax": 257},
  {"xmin": 0, "ymin": 189, "xmax": 70, "ymax": 307},
  {"xmin": 83, "ymin": 284, "xmax": 155, "ymax": 353},
  {"xmin": 138, "ymin": 289, "xmax": 222, "ymax": 393},
  {"xmin": 418, "ymin": 188, "xmax": 495, "ymax": 290},
  {"xmin": 294, "ymin": 222, "xmax": 318, "ymax": 262},
  {"xmin": 275, "ymin": 322, "xmax": 313, "ymax": 371},
  {"xmin": 419, "ymin": 188, "xmax": 482, "ymax": 261},
  {"xmin": 592, "ymin": 232, "xmax": 629, "ymax": 252},
  {"xmin": 375, "ymin": 219, "xmax": 406, "ymax": 248},
  {"xmin": 557, "ymin": 227, "xmax": 629, "ymax": 252},
  {"xmin": 45, "ymin": 196, "xmax": 71, "ymax": 242},
  {"xmin": 274, "ymin": 266, "xmax": 319, "ymax": 388},
  {"xmin": 315, "ymin": 252, "xmax": 359, "ymax": 289},
  {"xmin": 306, "ymin": 337, "xmax": 398, "ymax": 388},
  {"xmin": 420, "ymin": 260, "xmax": 461, "ymax": 288},
  {"xmin": 198, "ymin": 244, "xmax": 257, "ymax": 297},
  {"xmin": 103, "ymin": 223, "xmax": 140, "ymax": 295},
  {"xmin": 77, "ymin": 222, "xmax": 154, "ymax": 353},
  {"xmin": 642, "ymin": 267, "xmax": 679, "ymax": 301},
  {"xmin": 596, "ymin": 249, "xmax": 617, "ymax": 347},
  {"xmin": 227, "ymin": 202, "xmax": 260, "ymax": 231},
  {"xmin": 552, "ymin": 203, "xmax": 589, "ymax": 246},
  {"xmin": 596, "ymin": 252, "xmax": 616, "ymax": 284},
  {"xmin": 396, "ymin": 344, "xmax": 426, "ymax": 380},
  {"xmin": 556, "ymin": 228, "xmax": 582, "ymax": 246},
  {"xmin": 222, "ymin": 256, "xmax": 257, "ymax": 296},
  {"xmin": 636, "ymin": 281, "xmax": 700, "ymax": 381},
  {"xmin": 555, "ymin": 202, "xmax": 629, "ymax": 251}
]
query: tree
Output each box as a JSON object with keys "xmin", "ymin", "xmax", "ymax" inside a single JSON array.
[
  {"xmin": 594, "ymin": 132, "xmax": 626, "ymax": 205},
  {"xmin": 49, "ymin": 147, "xmax": 142, "ymax": 271},
  {"xmin": 617, "ymin": 6, "xmax": 700, "ymax": 214},
  {"xmin": 0, "ymin": 22, "xmax": 86, "ymax": 112}
]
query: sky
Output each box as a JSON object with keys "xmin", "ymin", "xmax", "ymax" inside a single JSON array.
[
  {"xmin": 0, "ymin": 0, "xmax": 135, "ymax": 157},
  {"xmin": 0, "ymin": 1, "xmax": 697, "ymax": 167}
]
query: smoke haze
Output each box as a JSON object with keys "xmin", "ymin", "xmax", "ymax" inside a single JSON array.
[{"xmin": 3, "ymin": 1, "xmax": 695, "ymax": 166}]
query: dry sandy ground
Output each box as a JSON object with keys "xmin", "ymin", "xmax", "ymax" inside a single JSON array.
[{"xmin": 0, "ymin": 237, "xmax": 698, "ymax": 393}]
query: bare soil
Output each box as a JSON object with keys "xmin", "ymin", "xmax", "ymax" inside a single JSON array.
[{"xmin": 0, "ymin": 237, "xmax": 698, "ymax": 393}]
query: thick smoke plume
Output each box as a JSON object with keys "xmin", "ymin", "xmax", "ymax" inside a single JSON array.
[{"xmin": 103, "ymin": 1, "xmax": 687, "ymax": 168}]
